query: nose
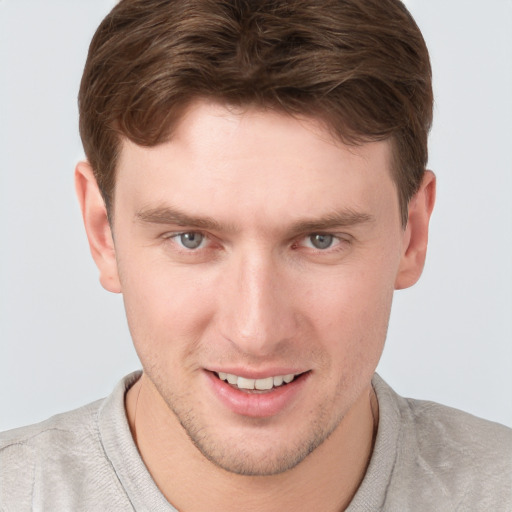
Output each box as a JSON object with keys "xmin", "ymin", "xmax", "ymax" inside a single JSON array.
[{"xmin": 217, "ymin": 249, "xmax": 298, "ymax": 357}]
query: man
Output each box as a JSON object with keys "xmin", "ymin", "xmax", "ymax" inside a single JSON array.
[{"xmin": 1, "ymin": 0, "xmax": 511, "ymax": 510}]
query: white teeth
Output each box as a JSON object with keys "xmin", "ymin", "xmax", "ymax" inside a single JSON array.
[
  {"xmin": 255, "ymin": 377, "xmax": 274, "ymax": 390},
  {"xmin": 227, "ymin": 374, "xmax": 238, "ymax": 385},
  {"xmin": 217, "ymin": 372, "xmax": 299, "ymax": 390},
  {"xmin": 237, "ymin": 377, "xmax": 255, "ymax": 390},
  {"xmin": 273, "ymin": 375, "xmax": 284, "ymax": 386}
]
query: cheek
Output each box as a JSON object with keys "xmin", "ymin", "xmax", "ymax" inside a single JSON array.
[
  {"xmin": 299, "ymin": 257, "xmax": 396, "ymax": 364},
  {"xmin": 118, "ymin": 255, "xmax": 217, "ymax": 355}
]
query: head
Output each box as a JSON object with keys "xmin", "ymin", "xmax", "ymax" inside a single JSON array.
[{"xmin": 76, "ymin": 0, "xmax": 435, "ymax": 477}]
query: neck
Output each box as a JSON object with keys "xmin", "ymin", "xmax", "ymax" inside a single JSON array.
[{"xmin": 126, "ymin": 374, "xmax": 378, "ymax": 512}]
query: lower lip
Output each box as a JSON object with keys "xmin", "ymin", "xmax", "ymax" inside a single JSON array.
[{"xmin": 206, "ymin": 371, "xmax": 309, "ymax": 418}]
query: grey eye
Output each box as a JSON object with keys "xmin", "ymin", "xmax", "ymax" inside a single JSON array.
[
  {"xmin": 309, "ymin": 234, "xmax": 334, "ymax": 250},
  {"xmin": 179, "ymin": 232, "xmax": 204, "ymax": 249}
]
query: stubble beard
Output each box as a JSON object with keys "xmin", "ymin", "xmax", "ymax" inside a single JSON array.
[{"xmin": 150, "ymin": 371, "xmax": 349, "ymax": 477}]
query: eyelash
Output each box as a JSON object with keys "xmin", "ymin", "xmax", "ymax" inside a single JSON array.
[
  {"xmin": 295, "ymin": 233, "xmax": 346, "ymax": 251},
  {"xmin": 163, "ymin": 231, "xmax": 210, "ymax": 251},
  {"xmin": 162, "ymin": 231, "xmax": 351, "ymax": 254}
]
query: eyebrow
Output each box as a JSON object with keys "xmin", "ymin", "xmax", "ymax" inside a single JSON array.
[
  {"xmin": 288, "ymin": 210, "xmax": 375, "ymax": 235},
  {"xmin": 135, "ymin": 205, "xmax": 374, "ymax": 233},
  {"xmin": 135, "ymin": 206, "xmax": 234, "ymax": 232}
]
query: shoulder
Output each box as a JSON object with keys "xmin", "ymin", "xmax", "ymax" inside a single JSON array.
[
  {"xmin": 0, "ymin": 397, "xmax": 103, "ymax": 449},
  {"xmin": 0, "ymin": 399, "xmax": 107, "ymax": 509},
  {"xmin": 0, "ymin": 396, "xmax": 107, "ymax": 465},
  {"xmin": 0, "ymin": 373, "xmax": 141, "ymax": 511},
  {"xmin": 0, "ymin": 398, "xmax": 105, "ymax": 467},
  {"xmin": 403, "ymin": 398, "xmax": 512, "ymax": 510},
  {"xmin": 401, "ymin": 395, "xmax": 512, "ymax": 472},
  {"xmin": 407, "ymin": 393, "xmax": 511, "ymax": 437},
  {"xmin": 373, "ymin": 375, "xmax": 512, "ymax": 510}
]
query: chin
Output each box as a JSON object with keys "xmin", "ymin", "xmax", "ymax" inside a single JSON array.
[{"xmin": 174, "ymin": 405, "xmax": 345, "ymax": 477}]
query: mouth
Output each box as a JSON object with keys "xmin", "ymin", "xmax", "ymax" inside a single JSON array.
[
  {"xmin": 208, "ymin": 369, "xmax": 311, "ymax": 417},
  {"xmin": 214, "ymin": 371, "xmax": 307, "ymax": 392}
]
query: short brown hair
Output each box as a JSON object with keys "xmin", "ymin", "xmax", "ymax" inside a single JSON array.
[{"xmin": 79, "ymin": 0, "xmax": 432, "ymax": 226}]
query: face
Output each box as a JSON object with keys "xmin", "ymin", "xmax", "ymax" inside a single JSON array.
[{"xmin": 104, "ymin": 101, "xmax": 410, "ymax": 475}]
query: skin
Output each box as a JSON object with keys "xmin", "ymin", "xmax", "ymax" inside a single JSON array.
[{"xmin": 76, "ymin": 100, "xmax": 435, "ymax": 511}]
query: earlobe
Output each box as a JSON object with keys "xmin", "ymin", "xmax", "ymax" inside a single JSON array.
[
  {"xmin": 75, "ymin": 161, "xmax": 121, "ymax": 294},
  {"xmin": 395, "ymin": 170, "xmax": 436, "ymax": 290}
]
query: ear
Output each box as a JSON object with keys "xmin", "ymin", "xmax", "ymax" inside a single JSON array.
[
  {"xmin": 395, "ymin": 170, "xmax": 436, "ymax": 290},
  {"xmin": 75, "ymin": 161, "xmax": 121, "ymax": 293}
]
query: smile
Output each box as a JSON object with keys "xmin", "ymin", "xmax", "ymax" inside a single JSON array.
[
  {"xmin": 216, "ymin": 372, "xmax": 299, "ymax": 391},
  {"xmin": 209, "ymin": 370, "xmax": 310, "ymax": 417}
]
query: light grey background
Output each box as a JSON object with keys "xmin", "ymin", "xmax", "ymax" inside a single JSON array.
[{"xmin": 1, "ymin": 0, "xmax": 511, "ymax": 431}]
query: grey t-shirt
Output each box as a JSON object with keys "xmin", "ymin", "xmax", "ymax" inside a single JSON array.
[{"xmin": 1, "ymin": 372, "xmax": 511, "ymax": 511}]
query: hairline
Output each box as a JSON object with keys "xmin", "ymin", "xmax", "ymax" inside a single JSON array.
[{"xmin": 103, "ymin": 98, "xmax": 410, "ymax": 229}]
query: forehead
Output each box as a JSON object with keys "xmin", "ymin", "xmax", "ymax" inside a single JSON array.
[{"xmin": 114, "ymin": 100, "xmax": 398, "ymax": 228}]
